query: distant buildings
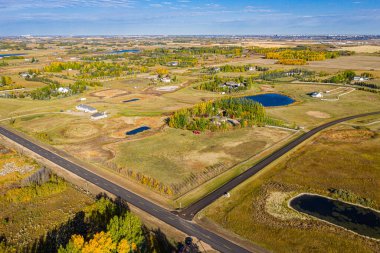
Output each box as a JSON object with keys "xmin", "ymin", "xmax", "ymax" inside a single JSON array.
[
  {"xmin": 57, "ymin": 87, "xmax": 70, "ymax": 93},
  {"xmin": 168, "ymin": 61, "xmax": 179, "ymax": 67},
  {"xmin": 91, "ymin": 112, "xmax": 107, "ymax": 120},
  {"xmin": 76, "ymin": 104, "xmax": 97, "ymax": 113},
  {"xmin": 353, "ymin": 76, "xmax": 369, "ymax": 82},
  {"xmin": 220, "ymin": 81, "xmax": 242, "ymax": 89}
]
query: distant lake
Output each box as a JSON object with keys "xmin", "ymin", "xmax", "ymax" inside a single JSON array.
[
  {"xmin": 245, "ymin": 93, "xmax": 294, "ymax": 107},
  {"xmin": 0, "ymin": 53, "xmax": 25, "ymax": 58},
  {"xmin": 126, "ymin": 126, "xmax": 151, "ymax": 136},
  {"xmin": 110, "ymin": 49, "xmax": 140, "ymax": 54},
  {"xmin": 290, "ymin": 194, "xmax": 380, "ymax": 239}
]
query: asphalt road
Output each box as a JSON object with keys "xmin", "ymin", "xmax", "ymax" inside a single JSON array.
[
  {"xmin": 1, "ymin": 111, "xmax": 379, "ymax": 253},
  {"xmin": 179, "ymin": 111, "xmax": 380, "ymax": 219},
  {"xmin": 0, "ymin": 126, "xmax": 255, "ymax": 253}
]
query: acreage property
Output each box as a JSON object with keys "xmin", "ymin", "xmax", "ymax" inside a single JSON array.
[{"xmin": 1, "ymin": 35, "xmax": 380, "ymax": 253}]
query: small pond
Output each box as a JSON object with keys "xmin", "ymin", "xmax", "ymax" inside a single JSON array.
[
  {"xmin": 245, "ymin": 93, "xmax": 294, "ymax": 107},
  {"xmin": 126, "ymin": 126, "xmax": 151, "ymax": 136},
  {"xmin": 111, "ymin": 49, "xmax": 140, "ymax": 54},
  {"xmin": 123, "ymin": 98, "xmax": 140, "ymax": 103},
  {"xmin": 0, "ymin": 53, "xmax": 25, "ymax": 58},
  {"xmin": 289, "ymin": 194, "xmax": 380, "ymax": 239}
]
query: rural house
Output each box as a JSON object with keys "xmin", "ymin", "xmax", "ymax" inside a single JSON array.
[{"xmin": 76, "ymin": 104, "xmax": 97, "ymax": 113}]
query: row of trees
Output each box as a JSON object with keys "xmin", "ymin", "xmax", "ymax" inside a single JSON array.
[
  {"xmin": 212, "ymin": 64, "xmax": 254, "ymax": 72},
  {"xmin": 258, "ymin": 68, "xmax": 315, "ymax": 81},
  {"xmin": 121, "ymin": 169, "xmax": 174, "ymax": 196},
  {"xmin": 168, "ymin": 97, "xmax": 271, "ymax": 131},
  {"xmin": 324, "ymin": 70, "xmax": 356, "ymax": 84},
  {"xmin": 251, "ymin": 47, "xmax": 354, "ymax": 65},
  {"xmin": 43, "ymin": 61, "xmax": 148, "ymax": 79}
]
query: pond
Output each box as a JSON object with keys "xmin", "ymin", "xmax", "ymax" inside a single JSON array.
[
  {"xmin": 289, "ymin": 194, "xmax": 380, "ymax": 239},
  {"xmin": 126, "ymin": 126, "xmax": 151, "ymax": 136},
  {"xmin": 0, "ymin": 53, "xmax": 25, "ymax": 58},
  {"xmin": 111, "ymin": 49, "xmax": 140, "ymax": 54},
  {"xmin": 123, "ymin": 98, "xmax": 140, "ymax": 103},
  {"xmin": 245, "ymin": 93, "xmax": 294, "ymax": 107}
]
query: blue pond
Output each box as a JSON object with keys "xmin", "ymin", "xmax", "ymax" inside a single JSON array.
[
  {"xmin": 245, "ymin": 93, "xmax": 294, "ymax": 107},
  {"xmin": 126, "ymin": 126, "xmax": 151, "ymax": 136},
  {"xmin": 0, "ymin": 53, "xmax": 25, "ymax": 58},
  {"xmin": 123, "ymin": 98, "xmax": 140, "ymax": 103},
  {"xmin": 290, "ymin": 194, "xmax": 380, "ymax": 239},
  {"xmin": 111, "ymin": 49, "xmax": 140, "ymax": 54}
]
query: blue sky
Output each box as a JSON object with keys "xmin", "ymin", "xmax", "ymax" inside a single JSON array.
[{"xmin": 0, "ymin": 0, "xmax": 379, "ymax": 35}]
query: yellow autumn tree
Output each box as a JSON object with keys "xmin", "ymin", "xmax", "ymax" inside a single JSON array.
[
  {"xmin": 117, "ymin": 239, "xmax": 131, "ymax": 253},
  {"xmin": 82, "ymin": 232, "xmax": 116, "ymax": 253}
]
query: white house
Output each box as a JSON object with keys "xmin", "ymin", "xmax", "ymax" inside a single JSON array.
[
  {"xmin": 76, "ymin": 104, "xmax": 97, "ymax": 113},
  {"xmin": 310, "ymin": 92, "xmax": 323, "ymax": 98},
  {"xmin": 20, "ymin": 73, "xmax": 34, "ymax": 79},
  {"xmin": 91, "ymin": 112, "xmax": 107, "ymax": 120},
  {"xmin": 57, "ymin": 87, "xmax": 70, "ymax": 93},
  {"xmin": 160, "ymin": 77, "xmax": 171, "ymax": 83},
  {"xmin": 353, "ymin": 76, "xmax": 368, "ymax": 82},
  {"xmin": 221, "ymin": 81, "xmax": 242, "ymax": 89},
  {"xmin": 247, "ymin": 66, "xmax": 255, "ymax": 71}
]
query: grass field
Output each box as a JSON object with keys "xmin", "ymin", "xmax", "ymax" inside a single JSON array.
[
  {"xmin": 112, "ymin": 127, "xmax": 292, "ymax": 189},
  {"xmin": 202, "ymin": 121, "xmax": 380, "ymax": 253}
]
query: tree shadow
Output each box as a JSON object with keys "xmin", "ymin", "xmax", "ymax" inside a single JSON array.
[
  {"xmin": 23, "ymin": 193, "xmax": 176, "ymax": 253},
  {"xmin": 25, "ymin": 194, "xmax": 130, "ymax": 253}
]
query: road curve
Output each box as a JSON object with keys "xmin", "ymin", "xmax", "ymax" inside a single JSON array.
[
  {"xmin": 179, "ymin": 111, "xmax": 380, "ymax": 219},
  {"xmin": 1, "ymin": 111, "xmax": 379, "ymax": 252},
  {"xmin": 0, "ymin": 126, "xmax": 256, "ymax": 253}
]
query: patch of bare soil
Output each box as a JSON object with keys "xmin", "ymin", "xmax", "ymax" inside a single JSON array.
[
  {"xmin": 91, "ymin": 89, "xmax": 129, "ymax": 98},
  {"xmin": 260, "ymin": 85, "xmax": 275, "ymax": 92},
  {"xmin": 63, "ymin": 138, "xmax": 114, "ymax": 164},
  {"xmin": 320, "ymin": 129, "xmax": 376, "ymax": 143},
  {"xmin": 306, "ymin": 111, "xmax": 331, "ymax": 119}
]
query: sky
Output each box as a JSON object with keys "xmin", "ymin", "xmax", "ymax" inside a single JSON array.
[{"xmin": 0, "ymin": 0, "xmax": 379, "ymax": 36}]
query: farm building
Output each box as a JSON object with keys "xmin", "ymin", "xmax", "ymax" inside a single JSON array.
[
  {"xmin": 91, "ymin": 112, "xmax": 108, "ymax": 120},
  {"xmin": 76, "ymin": 104, "xmax": 97, "ymax": 113},
  {"xmin": 310, "ymin": 92, "xmax": 323, "ymax": 98},
  {"xmin": 169, "ymin": 61, "xmax": 179, "ymax": 66}
]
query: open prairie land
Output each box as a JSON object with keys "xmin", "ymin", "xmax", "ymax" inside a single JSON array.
[{"xmin": 202, "ymin": 118, "xmax": 380, "ymax": 253}]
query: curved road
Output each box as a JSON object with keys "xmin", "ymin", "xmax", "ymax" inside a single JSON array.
[
  {"xmin": 179, "ymin": 111, "xmax": 380, "ymax": 219},
  {"xmin": 1, "ymin": 111, "xmax": 379, "ymax": 252}
]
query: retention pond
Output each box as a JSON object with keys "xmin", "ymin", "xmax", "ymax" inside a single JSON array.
[
  {"xmin": 289, "ymin": 193, "xmax": 380, "ymax": 239},
  {"xmin": 126, "ymin": 126, "xmax": 151, "ymax": 136}
]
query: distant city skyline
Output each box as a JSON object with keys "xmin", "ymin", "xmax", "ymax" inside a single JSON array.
[{"xmin": 0, "ymin": 0, "xmax": 379, "ymax": 36}]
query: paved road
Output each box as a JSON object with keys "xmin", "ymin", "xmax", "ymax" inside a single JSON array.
[
  {"xmin": 1, "ymin": 111, "xmax": 379, "ymax": 252},
  {"xmin": 0, "ymin": 126, "xmax": 256, "ymax": 253},
  {"xmin": 179, "ymin": 111, "xmax": 380, "ymax": 219}
]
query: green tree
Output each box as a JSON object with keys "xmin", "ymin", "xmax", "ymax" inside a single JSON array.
[{"xmin": 107, "ymin": 212, "xmax": 146, "ymax": 249}]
